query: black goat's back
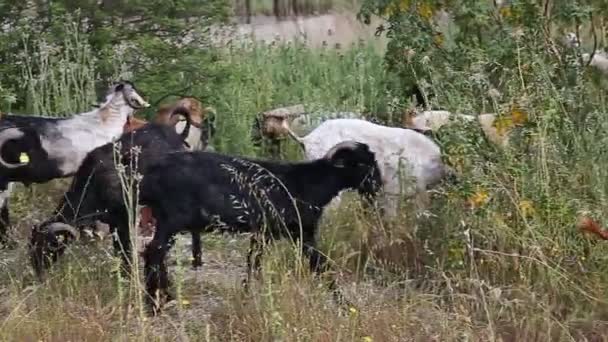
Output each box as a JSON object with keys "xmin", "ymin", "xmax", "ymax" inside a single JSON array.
[{"xmin": 54, "ymin": 123, "xmax": 187, "ymax": 225}]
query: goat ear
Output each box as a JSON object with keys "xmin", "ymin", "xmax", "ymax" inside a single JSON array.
[{"xmin": 114, "ymin": 83, "xmax": 125, "ymax": 92}]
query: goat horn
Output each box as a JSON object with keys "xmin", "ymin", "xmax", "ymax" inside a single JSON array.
[
  {"xmin": 0, "ymin": 128, "xmax": 27, "ymax": 169},
  {"xmin": 47, "ymin": 222, "xmax": 80, "ymax": 240},
  {"xmin": 281, "ymin": 120, "xmax": 306, "ymax": 149}
]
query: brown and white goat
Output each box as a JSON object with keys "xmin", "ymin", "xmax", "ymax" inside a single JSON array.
[{"xmin": 124, "ymin": 97, "xmax": 214, "ymax": 151}]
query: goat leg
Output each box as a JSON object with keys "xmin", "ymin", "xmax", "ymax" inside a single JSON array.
[
  {"xmin": 143, "ymin": 231, "xmax": 172, "ymax": 315},
  {"xmin": 0, "ymin": 182, "xmax": 12, "ymax": 247},
  {"xmin": 302, "ymin": 234, "xmax": 355, "ymax": 310},
  {"xmin": 112, "ymin": 223, "xmax": 133, "ymax": 277},
  {"xmin": 0, "ymin": 198, "xmax": 10, "ymax": 246},
  {"xmin": 191, "ymin": 231, "xmax": 203, "ymax": 269},
  {"xmin": 243, "ymin": 234, "xmax": 265, "ymax": 291}
]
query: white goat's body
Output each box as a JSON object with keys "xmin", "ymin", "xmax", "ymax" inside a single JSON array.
[
  {"xmin": 410, "ymin": 110, "xmax": 475, "ymax": 131},
  {"xmin": 408, "ymin": 110, "xmax": 508, "ymax": 146},
  {"xmin": 43, "ymin": 109, "xmax": 132, "ymax": 176},
  {"xmin": 583, "ymin": 51, "xmax": 608, "ymax": 76},
  {"xmin": 290, "ymin": 111, "xmax": 363, "ymax": 136},
  {"xmin": 297, "ymin": 119, "xmax": 446, "ymax": 217}
]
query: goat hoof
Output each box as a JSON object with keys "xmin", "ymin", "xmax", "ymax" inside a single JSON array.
[
  {"xmin": 0, "ymin": 240, "xmax": 16, "ymax": 250},
  {"xmin": 241, "ymin": 278, "xmax": 250, "ymax": 292},
  {"xmin": 191, "ymin": 260, "xmax": 203, "ymax": 269}
]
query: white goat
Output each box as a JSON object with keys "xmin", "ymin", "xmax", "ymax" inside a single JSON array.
[
  {"xmin": 285, "ymin": 118, "xmax": 449, "ymax": 218},
  {"xmin": 404, "ymin": 110, "xmax": 518, "ymax": 147}
]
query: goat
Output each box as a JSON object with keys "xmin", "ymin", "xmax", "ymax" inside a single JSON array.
[
  {"xmin": 283, "ymin": 118, "xmax": 450, "ymax": 218},
  {"xmin": 251, "ymin": 104, "xmax": 363, "ymax": 159},
  {"xmin": 0, "ymin": 81, "xmax": 149, "ymax": 244},
  {"xmin": 402, "ymin": 109, "xmax": 528, "ymax": 147},
  {"xmin": 138, "ymin": 141, "xmax": 382, "ymax": 313},
  {"xmin": 29, "ymin": 110, "xmax": 199, "ymax": 278},
  {"xmin": 152, "ymin": 97, "xmax": 216, "ymax": 151},
  {"xmin": 562, "ymin": 32, "xmax": 608, "ymax": 76}
]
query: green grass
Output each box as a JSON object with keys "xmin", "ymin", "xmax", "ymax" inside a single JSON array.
[{"xmin": 2, "ymin": 23, "xmax": 608, "ymax": 341}]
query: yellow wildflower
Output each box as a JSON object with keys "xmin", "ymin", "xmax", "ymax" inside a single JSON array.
[
  {"xmin": 384, "ymin": 0, "xmax": 409, "ymax": 16},
  {"xmin": 363, "ymin": 337, "xmax": 373, "ymax": 342},
  {"xmin": 518, "ymin": 200, "xmax": 535, "ymax": 217},
  {"xmin": 499, "ymin": 6, "xmax": 512, "ymax": 18},
  {"xmin": 418, "ymin": 2, "xmax": 434, "ymax": 20},
  {"xmin": 433, "ymin": 32, "xmax": 444, "ymax": 46},
  {"xmin": 182, "ymin": 299, "xmax": 191, "ymax": 306},
  {"xmin": 493, "ymin": 116, "xmax": 513, "ymax": 136},
  {"xmin": 468, "ymin": 189, "xmax": 490, "ymax": 208},
  {"xmin": 349, "ymin": 306, "xmax": 358, "ymax": 315},
  {"xmin": 510, "ymin": 107, "xmax": 528, "ymax": 125}
]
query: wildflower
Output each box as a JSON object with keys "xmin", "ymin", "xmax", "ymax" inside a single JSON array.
[
  {"xmin": 510, "ymin": 106, "xmax": 528, "ymax": 125},
  {"xmin": 182, "ymin": 299, "xmax": 191, "ymax": 306},
  {"xmin": 518, "ymin": 200, "xmax": 535, "ymax": 217},
  {"xmin": 468, "ymin": 188, "xmax": 490, "ymax": 208},
  {"xmin": 349, "ymin": 307, "xmax": 358, "ymax": 315},
  {"xmin": 433, "ymin": 32, "xmax": 444, "ymax": 46},
  {"xmin": 362, "ymin": 337, "xmax": 373, "ymax": 342},
  {"xmin": 418, "ymin": 2, "xmax": 434, "ymax": 20},
  {"xmin": 492, "ymin": 116, "xmax": 513, "ymax": 136},
  {"xmin": 384, "ymin": 1, "xmax": 409, "ymax": 16}
]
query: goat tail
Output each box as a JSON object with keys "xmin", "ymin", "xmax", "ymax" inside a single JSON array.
[
  {"xmin": 0, "ymin": 127, "xmax": 27, "ymax": 169},
  {"xmin": 578, "ymin": 216, "xmax": 608, "ymax": 240},
  {"xmin": 170, "ymin": 106, "xmax": 193, "ymax": 144}
]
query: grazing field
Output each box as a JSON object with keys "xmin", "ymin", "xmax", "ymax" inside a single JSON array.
[{"xmin": 2, "ymin": 1, "xmax": 608, "ymax": 341}]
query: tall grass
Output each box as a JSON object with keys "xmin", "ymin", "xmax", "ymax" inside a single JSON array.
[
  {"xmin": 2, "ymin": 16, "xmax": 608, "ymax": 341},
  {"xmin": 213, "ymin": 40, "xmax": 393, "ymax": 156},
  {"xmin": 20, "ymin": 18, "xmax": 97, "ymax": 116}
]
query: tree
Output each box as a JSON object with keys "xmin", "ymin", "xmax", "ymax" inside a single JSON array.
[{"xmin": 0, "ymin": 0, "xmax": 230, "ymax": 115}]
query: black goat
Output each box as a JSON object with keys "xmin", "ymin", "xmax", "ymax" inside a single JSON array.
[
  {"xmin": 0, "ymin": 81, "xmax": 149, "ymax": 244},
  {"xmin": 29, "ymin": 108, "xmax": 202, "ymax": 278},
  {"xmin": 139, "ymin": 141, "xmax": 382, "ymax": 313}
]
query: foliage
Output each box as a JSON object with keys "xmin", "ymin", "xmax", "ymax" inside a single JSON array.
[
  {"xmin": 4, "ymin": 0, "xmax": 608, "ymax": 340},
  {"xmin": 0, "ymin": 0, "xmax": 229, "ymax": 115}
]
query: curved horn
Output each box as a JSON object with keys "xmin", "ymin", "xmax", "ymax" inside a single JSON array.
[
  {"xmin": 47, "ymin": 222, "xmax": 80, "ymax": 240},
  {"xmin": 0, "ymin": 128, "xmax": 27, "ymax": 169},
  {"xmin": 281, "ymin": 120, "xmax": 306, "ymax": 150},
  {"xmin": 324, "ymin": 140, "xmax": 361, "ymax": 159},
  {"xmin": 170, "ymin": 106, "xmax": 194, "ymax": 148}
]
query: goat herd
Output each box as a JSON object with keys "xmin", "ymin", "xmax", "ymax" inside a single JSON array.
[{"xmin": 0, "ymin": 80, "xmax": 508, "ymax": 314}]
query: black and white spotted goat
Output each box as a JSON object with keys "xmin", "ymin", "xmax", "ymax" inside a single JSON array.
[
  {"xmin": 138, "ymin": 141, "xmax": 382, "ymax": 313},
  {"xmin": 29, "ymin": 116, "xmax": 196, "ymax": 278},
  {"xmin": 0, "ymin": 81, "xmax": 149, "ymax": 243}
]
